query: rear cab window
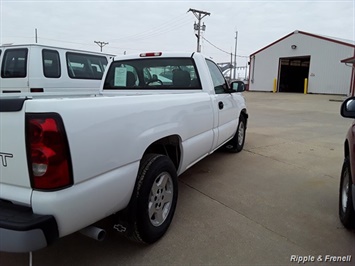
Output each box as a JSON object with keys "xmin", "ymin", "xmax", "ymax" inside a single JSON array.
[
  {"xmin": 1, "ymin": 48, "xmax": 28, "ymax": 78},
  {"xmin": 103, "ymin": 58, "xmax": 201, "ymax": 90},
  {"xmin": 66, "ymin": 52, "xmax": 108, "ymax": 80}
]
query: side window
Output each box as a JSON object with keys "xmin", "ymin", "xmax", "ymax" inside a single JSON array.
[
  {"xmin": 66, "ymin": 52, "xmax": 108, "ymax": 80},
  {"xmin": 206, "ymin": 59, "xmax": 227, "ymax": 94},
  {"xmin": 42, "ymin": 49, "xmax": 61, "ymax": 78},
  {"xmin": 1, "ymin": 48, "xmax": 28, "ymax": 78},
  {"xmin": 125, "ymin": 65, "xmax": 139, "ymax": 86},
  {"xmin": 89, "ymin": 57, "xmax": 108, "ymax": 79},
  {"xmin": 143, "ymin": 68, "xmax": 152, "ymax": 83}
]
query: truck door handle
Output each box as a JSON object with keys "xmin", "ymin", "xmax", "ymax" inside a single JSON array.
[{"xmin": 218, "ymin": 101, "xmax": 224, "ymax": 110}]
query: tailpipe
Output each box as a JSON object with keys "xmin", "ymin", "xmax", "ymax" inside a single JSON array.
[{"xmin": 80, "ymin": 226, "xmax": 106, "ymax": 241}]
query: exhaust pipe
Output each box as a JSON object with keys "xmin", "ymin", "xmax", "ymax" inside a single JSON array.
[{"xmin": 80, "ymin": 226, "xmax": 106, "ymax": 241}]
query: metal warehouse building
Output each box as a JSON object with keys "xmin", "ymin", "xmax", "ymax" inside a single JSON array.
[{"xmin": 248, "ymin": 30, "xmax": 355, "ymax": 95}]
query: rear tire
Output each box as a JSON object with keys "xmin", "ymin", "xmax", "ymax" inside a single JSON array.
[
  {"xmin": 339, "ymin": 157, "xmax": 355, "ymax": 229},
  {"xmin": 114, "ymin": 154, "xmax": 178, "ymax": 243}
]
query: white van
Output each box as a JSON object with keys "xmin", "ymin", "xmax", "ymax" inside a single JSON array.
[{"xmin": 0, "ymin": 44, "xmax": 114, "ymax": 95}]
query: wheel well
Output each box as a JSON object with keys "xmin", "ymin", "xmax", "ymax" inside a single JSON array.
[
  {"xmin": 344, "ymin": 140, "xmax": 349, "ymax": 158},
  {"xmin": 240, "ymin": 109, "xmax": 248, "ymax": 128},
  {"xmin": 143, "ymin": 135, "xmax": 181, "ymax": 170}
]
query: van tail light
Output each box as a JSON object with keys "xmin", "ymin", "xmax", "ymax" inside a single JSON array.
[
  {"xmin": 30, "ymin": 88, "xmax": 44, "ymax": 93},
  {"xmin": 26, "ymin": 113, "xmax": 73, "ymax": 190}
]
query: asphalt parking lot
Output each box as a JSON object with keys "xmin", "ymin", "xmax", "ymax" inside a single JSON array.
[{"xmin": 1, "ymin": 91, "xmax": 355, "ymax": 266}]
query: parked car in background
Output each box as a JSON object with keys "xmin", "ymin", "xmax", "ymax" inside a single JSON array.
[
  {"xmin": 0, "ymin": 44, "xmax": 114, "ymax": 95},
  {"xmin": 339, "ymin": 97, "xmax": 355, "ymax": 228}
]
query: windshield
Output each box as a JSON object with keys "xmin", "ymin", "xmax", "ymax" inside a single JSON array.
[{"xmin": 103, "ymin": 57, "xmax": 201, "ymax": 90}]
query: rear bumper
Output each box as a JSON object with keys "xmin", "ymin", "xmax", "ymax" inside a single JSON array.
[{"xmin": 0, "ymin": 200, "xmax": 58, "ymax": 253}]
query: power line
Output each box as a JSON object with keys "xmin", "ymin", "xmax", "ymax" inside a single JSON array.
[
  {"xmin": 113, "ymin": 20, "xmax": 191, "ymax": 43},
  {"xmin": 38, "ymin": 37, "xmax": 91, "ymax": 46},
  {"xmin": 31, "ymin": 36, "xmax": 145, "ymax": 52},
  {"xmin": 202, "ymin": 36, "xmax": 230, "ymax": 54},
  {"xmin": 202, "ymin": 36, "xmax": 249, "ymax": 58},
  {"xmin": 109, "ymin": 13, "xmax": 192, "ymax": 43}
]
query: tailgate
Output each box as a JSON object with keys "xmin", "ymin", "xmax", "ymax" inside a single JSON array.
[{"xmin": 0, "ymin": 98, "xmax": 32, "ymax": 205}]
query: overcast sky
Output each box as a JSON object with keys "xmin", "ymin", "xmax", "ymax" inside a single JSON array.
[{"xmin": 1, "ymin": 0, "xmax": 354, "ymax": 66}]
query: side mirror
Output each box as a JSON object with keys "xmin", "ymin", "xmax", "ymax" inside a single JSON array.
[
  {"xmin": 341, "ymin": 97, "xmax": 355, "ymax": 118},
  {"xmin": 230, "ymin": 81, "xmax": 245, "ymax": 93}
]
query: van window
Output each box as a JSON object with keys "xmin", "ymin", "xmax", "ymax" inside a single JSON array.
[
  {"xmin": 1, "ymin": 48, "xmax": 28, "ymax": 78},
  {"xmin": 42, "ymin": 49, "xmax": 61, "ymax": 78},
  {"xmin": 66, "ymin": 52, "xmax": 108, "ymax": 80}
]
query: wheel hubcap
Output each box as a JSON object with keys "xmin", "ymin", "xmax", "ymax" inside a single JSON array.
[
  {"xmin": 237, "ymin": 122, "xmax": 245, "ymax": 146},
  {"xmin": 341, "ymin": 168, "xmax": 350, "ymax": 213},
  {"xmin": 148, "ymin": 172, "xmax": 173, "ymax": 227}
]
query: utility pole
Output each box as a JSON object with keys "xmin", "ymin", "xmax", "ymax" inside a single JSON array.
[
  {"xmin": 94, "ymin": 41, "xmax": 109, "ymax": 52},
  {"xmin": 245, "ymin": 59, "xmax": 249, "ymax": 80},
  {"xmin": 188, "ymin": 8, "xmax": 210, "ymax": 52},
  {"xmin": 35, "ymin": 28, "xmax": 38, "ymax": 43},
  {"xmin": 230, "ymin": 52, "xmax": 233, "ymax": 82},
  {"xmin": 233, "ymin": 31, "xmax": 238, "ymax": 79}
]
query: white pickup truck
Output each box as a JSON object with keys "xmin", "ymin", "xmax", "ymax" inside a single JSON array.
[{"xmin": 0, "ymin": 52, "xmax": 248, "ymax": 253}]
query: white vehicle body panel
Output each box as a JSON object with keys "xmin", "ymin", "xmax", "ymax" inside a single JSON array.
[
  {"xmin": 0, "ymin": 44, "xmax": 114, "ymax": 95},
  {"xmin": 23, "ymin": 92, "xmax": 217, "ymax": 183},
  {"xmin": 0, "ymin": 51, "xmax": 247, "ymax": 249},
  {"xmin": 31, "ymin": 161, "xmax": 139, "ymax": 236},
  {"xmin": 0, "ymin": 108, "xmax": 32, "ymax": 205}
]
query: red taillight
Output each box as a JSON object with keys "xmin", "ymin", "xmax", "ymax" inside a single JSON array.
[{"xmin": 26, "ymin": 113, "xmax": 73, "ymax": 190}]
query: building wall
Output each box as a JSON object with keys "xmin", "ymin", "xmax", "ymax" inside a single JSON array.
[{"xmin": 249, "ymin": 32, "xmax": 354, "ymax": 95}]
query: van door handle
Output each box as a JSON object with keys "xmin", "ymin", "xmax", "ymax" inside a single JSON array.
[{"xmin": 218, "ymin": 101, "xmax": 224, "ymax": 110}]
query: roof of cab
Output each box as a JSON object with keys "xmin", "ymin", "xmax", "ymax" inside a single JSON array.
[
  {"xmin": 0, "ymin": 43, "xmax": 115, "ymax": 57},
  {"xmin": 113, "ymin": 51, "xmax": 197, "ymax": 61}
]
